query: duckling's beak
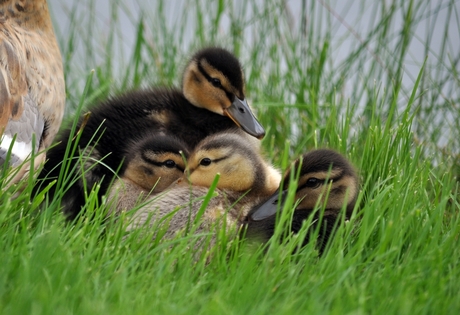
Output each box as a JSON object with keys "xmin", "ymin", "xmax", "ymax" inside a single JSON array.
[
  {"xmin": 249, "ymin": 189, "xmax": 289, "ymax": 221},
  {"xmin": 224, "ymin": 97, "xmax": 265, "ymax": 139}
]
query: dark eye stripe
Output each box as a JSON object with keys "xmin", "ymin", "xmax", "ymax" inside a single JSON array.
[
  {"xmin": 197, "ymin": 62, "xmax": 227, "ymax": 92},
  {"xmin": 213, "ymin": 154, "xmax": 231, "ymax": 164},
  {"xmin": 197, "ymin": 154, "xmax": 230, "ymax": 167},
  {"xmin": 297, "ymin": 179, "xmax": 325, "ymax": 190},
  {"xmin": 141, "ymin": 152, "xmax": 184, "ymax": 171},
  {"xmin": 297, "ymin": 170, "xmax": 344, "ymax": 191}
]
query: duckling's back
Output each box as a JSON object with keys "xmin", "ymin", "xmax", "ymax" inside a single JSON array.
[{"xmin": 125, "ymin": 184, "xmax": 262, "ymax": 242}]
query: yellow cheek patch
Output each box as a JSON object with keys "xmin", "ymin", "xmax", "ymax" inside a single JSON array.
[
  {"xmin": 295, "ymin": 187, "xmax": 322, "ymax": 210},
  {"xmin": 215, "ymin": 154, "xmax": 254, "ymax": 191},
  {"xmin": 188, "ymin": 168, "xmax": 220, "ymax": 188},
  {"xmin": 327, "ymin": 175, "xmax": 358, "ymax": 209},
  {"xmin": 124, "ymin": 164, "xmax": 183, "ymax": 192},
  {"xmin": 123, "ymin": 156, "xmax": 154, "ymax": 191},
  {"xmin": 183, "ymin": 62, "xmax": 228, "ymax": 115},
  {"xmin": 123, "ymin": 149, "xmax": 185, "ymax": 191},
  {"xmin": 183, "ymin": 65, "xmax": 205, "ymax": 108},
  {"xmin": 201, "ymin": 60, "xmax": 242, "ymax": 101}
]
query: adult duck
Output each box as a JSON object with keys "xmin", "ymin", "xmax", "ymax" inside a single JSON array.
[{"xmin": 0, "ymin": 0, "xmax": 65, "ymax": 185}]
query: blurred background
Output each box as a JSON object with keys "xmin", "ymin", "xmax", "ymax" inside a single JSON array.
[{"xmin": 47, "ymin": 0, "xmax": 460, "ymax": 167}]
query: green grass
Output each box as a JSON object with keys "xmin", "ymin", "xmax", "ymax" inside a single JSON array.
[{"xmin": 1, "ymin": 0, "xmax": 460, "ymax": 314}]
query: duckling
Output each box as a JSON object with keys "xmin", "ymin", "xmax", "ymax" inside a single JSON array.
[
  {"xmin": 35, "ymin": 47, "xmax": 264, "ymax": 220},
  {"xmin": 124, "ymin": 130, "xmax": 281, "ymax": 241},
  {"xmin": 244, "ymin": 149, "xmax": 358, "ymax": 253},
  {"xmin": 0, "ymin": 0, "xmax": 65, "ymax": 185},
  {"xmin": 107, "ymin": 132, "xmax": 190, "ymax": 214}
]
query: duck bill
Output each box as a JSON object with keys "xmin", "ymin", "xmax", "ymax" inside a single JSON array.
[
  {"xmin": 249, "ymin": 189, "xmax": 289, "ymax": 221},
  {"xmin": 224, "ymin": 97, "xmax": 265, "ymax": 139}
]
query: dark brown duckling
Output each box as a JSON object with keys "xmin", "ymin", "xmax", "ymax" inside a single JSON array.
[
  {"xmin": 34, "ymin": 47, "xmax": 264, "ymax": 219},
  {"xmin": 106, "ymin": 132, "xmax": 190, "ymax": 214},
  {"xmin": 244, "ymin": 149, "xmax": 359, "ymax": 253}
]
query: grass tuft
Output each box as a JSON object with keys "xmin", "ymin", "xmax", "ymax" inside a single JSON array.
[{"xmin": 1, "ymin": 0, "xmax": 459, "ymax": 313}]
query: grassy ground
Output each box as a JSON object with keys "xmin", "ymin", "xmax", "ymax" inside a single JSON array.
[{"xmin": 1, "ymin": 0, "xmax": 460, "ymax": 314}]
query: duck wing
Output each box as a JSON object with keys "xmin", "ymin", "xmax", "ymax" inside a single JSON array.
[
  {"xmin": 0, "ymin": 94, "xmax": 44, "ymax": 167},
  {"xmin": 0, "ymin": 32, "xmax": 28, "ymax": 136}
]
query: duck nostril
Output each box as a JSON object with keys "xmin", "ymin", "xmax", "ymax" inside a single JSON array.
[{"xmin": 238, "ymin": 107, "xmax": 245, "ymax": 114}]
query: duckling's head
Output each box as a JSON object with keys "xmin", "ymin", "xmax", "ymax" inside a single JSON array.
[
  {"xmin": 248, "ymin": 149, "xmax": 358, "ymax": 221},
  {"xmin": 182, "ymin": 47, "xmax": 265, "ymax": 139},
  {"xmin": 184, "ymin": 130, "xmax": 280, "ymax": 197},
  {"xmin": 122, "ymin": 133, "xmax": 190, "ymax": 192}
]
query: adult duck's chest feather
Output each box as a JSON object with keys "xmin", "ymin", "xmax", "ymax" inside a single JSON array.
[{"xmin": 0, "ymin": 0, "xmax": 65, "ymax": 184}]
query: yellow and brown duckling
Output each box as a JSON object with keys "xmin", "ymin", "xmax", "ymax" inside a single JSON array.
[
  {"xmin": 0, "ymin": 0, "xmax": 65, "ymax": 184},
  {"xmin": 107, "ymin": 132, "xmax": 190, "ymax": 213},
  {"xmin": 244, "ymin": 149, "xmax": 359, "ymax": 253},
  {"xmin": 35, "ymin": 47, "xmax": 264, "ymax": 220},
  {"xmin": 124, "ymin": 130, "xmax": 281, "ymax": 241}
]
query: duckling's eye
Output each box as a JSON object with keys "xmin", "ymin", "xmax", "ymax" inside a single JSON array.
[
  {"xmin": 200, "ymin": 158, "xmax": 212, "ymax": 166},
  {"xmin": 163, "ymin": 160, "xmax": 176, "ymax": 168},
  {"xmin": 306, "ymin": 178, "xmax": 320, "ymax": 188},
  {"xmin": 210, "ymin": 78, "xmax": 221, "ymax": 88}
]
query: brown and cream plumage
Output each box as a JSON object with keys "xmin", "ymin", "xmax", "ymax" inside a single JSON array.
[
  {"xmin": 36, "ymin": 47, "xmax": 264, "ymax": 220},
  {"xmin": 107, "ymin": 132, "xmax": 190, "ymax": 213},
  {"xmin": 244, "ymin": 149, "xmax": 359, "ymax": 253},
  {"xmin": 122, "ymin": 130, "xmax": 281, "ymax": 241},
  {"xmin": 0, "ymin": 0, "xmax": 65, "ymax": 184}
]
